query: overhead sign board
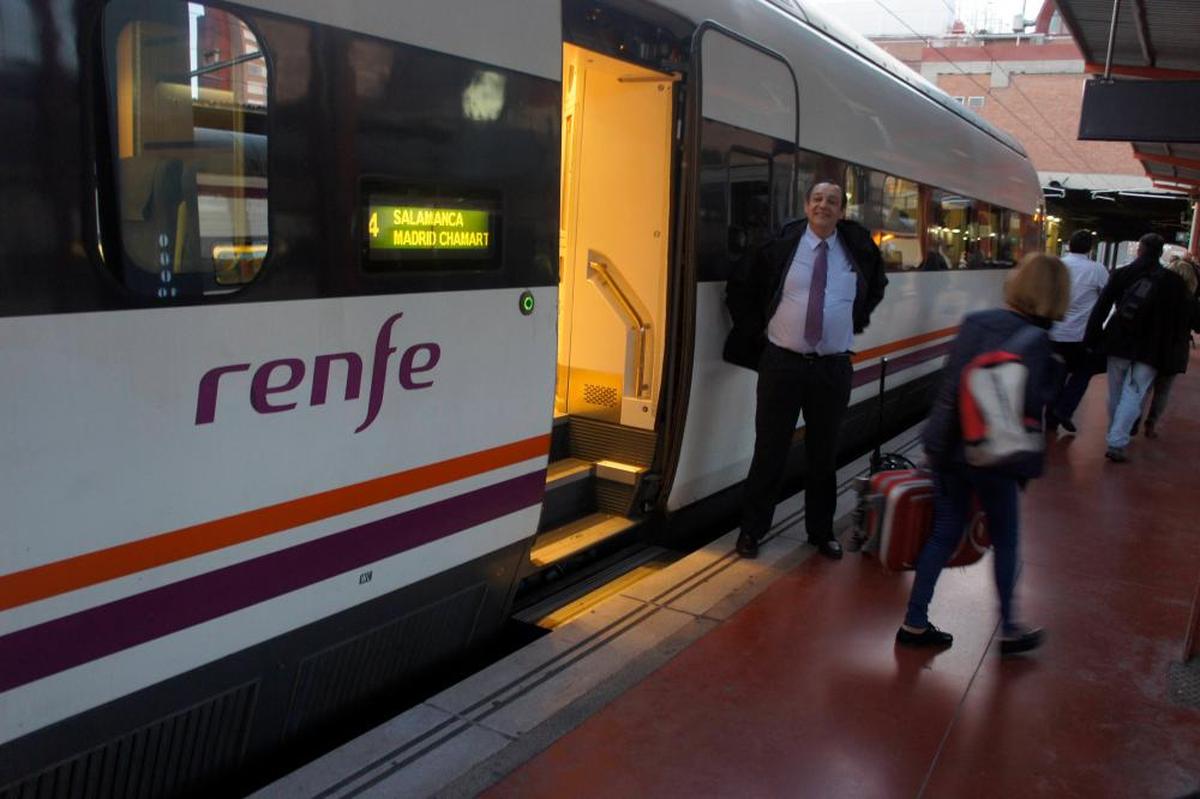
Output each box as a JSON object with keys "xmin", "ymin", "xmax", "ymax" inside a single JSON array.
[{"xmin": 1079, "ymin": 79, "xmax": 1200, "ymax": 142}]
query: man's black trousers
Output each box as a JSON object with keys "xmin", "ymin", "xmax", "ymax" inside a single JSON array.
[{"xmin": 740, "ymin": 342, "xmax": 853, "ymax": 546}]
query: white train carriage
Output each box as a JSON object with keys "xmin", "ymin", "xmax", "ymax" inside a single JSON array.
[{"xmin": 0, "ymin": 0, "xmax": 1041, "ymax": 794}]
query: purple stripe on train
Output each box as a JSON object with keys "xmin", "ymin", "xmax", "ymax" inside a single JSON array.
[
  {"xmin": 0, "ymin": 470, "xmax": 546, "ymax": 694},
  {"xmin": 851, "ymin": 340, "xmax": 953, "ymax": 389}
]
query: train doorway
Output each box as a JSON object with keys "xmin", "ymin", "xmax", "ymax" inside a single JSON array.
[
  {"xmin": 526, "ymin": 44, "xmax": 675, "ymax": 585},
  {"xmin": 556, "ymin": 43, "xmax": 673, "ymax": 430}
]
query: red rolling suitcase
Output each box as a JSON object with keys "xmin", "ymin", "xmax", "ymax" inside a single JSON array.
[{"xmin": 850, "ymin": 468, "xmax": 989, "ymax": 572}]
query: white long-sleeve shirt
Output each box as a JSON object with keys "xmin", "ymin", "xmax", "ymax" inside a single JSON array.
[{"xmin": 1050, "ymin": 252, "xmax": 1109, "ymax": 343}]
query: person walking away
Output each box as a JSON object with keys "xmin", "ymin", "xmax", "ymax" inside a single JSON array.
[
  {"xmin": 1083, "ymin": 233, "xmax": 1190, "ymax": 463},
  {"xmin": 1135, "ymin": 255, "xmax": 1200, "ymax": 438},
  {"xmin": 1047, "ymin": 230, "xmax": 1108, "ymax": 433},
  {"xmin": 724, "ymin": 180, "xmax": 888, "ymax": 559},
  {"xmin": 897, "ymin": 253, "xmax": 1070, "ymax": 653}
]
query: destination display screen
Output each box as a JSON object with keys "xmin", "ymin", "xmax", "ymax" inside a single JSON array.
[{"xmin": 363, "ymin": 190, "xmax": 499, "ymax": 268}]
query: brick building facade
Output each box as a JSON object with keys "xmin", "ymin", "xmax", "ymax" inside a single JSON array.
[{"xmin": 873, "ymin": 33, "xmax": 1145, "ymax": 189}]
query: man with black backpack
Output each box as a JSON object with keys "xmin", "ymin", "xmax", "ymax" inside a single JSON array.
[{"xmin": 1083, "ymin": 233, "xmax": 1190, "ymax": 463}]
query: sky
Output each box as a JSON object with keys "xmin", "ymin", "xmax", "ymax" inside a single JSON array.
[{"xmin": 807, "ymin": 0, "xmax": 1042, "ymax": 38}]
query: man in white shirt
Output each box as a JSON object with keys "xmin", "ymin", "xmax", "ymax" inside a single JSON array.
[
  {"xmin": 1048, "ymin": 230, "xmax": 1109, "ymax": 433},
  {"xmin": 725, "ymin": 180, "xmax": 887, "ymax": 559}
]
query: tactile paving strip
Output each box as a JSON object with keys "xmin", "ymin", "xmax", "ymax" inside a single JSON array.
[{"xmin": 1167, "ymin": 660, "xmax": 1200, "ymax": 708}]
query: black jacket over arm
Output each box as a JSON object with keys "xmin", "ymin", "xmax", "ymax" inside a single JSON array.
[{"xmin": 723, "ymin": 218, "xmax": 888, "ymax": 370}]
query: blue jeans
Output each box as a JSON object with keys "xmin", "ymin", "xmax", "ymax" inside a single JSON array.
[
  {"xmin": 905, "ymin": 467, "xmax": 1020, "ymax": 634},
  {"xmin": 1106, "ymin": 357, "xmax": 1156, "ymax": 449},
  {"xmin": 1141, "ymin": 372, "xmax": 1176, "ymax": 426}
]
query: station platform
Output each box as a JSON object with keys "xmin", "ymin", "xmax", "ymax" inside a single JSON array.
[{"xmin": 259, "ymin": 358, "xmax": 1200, "ymax": 799}]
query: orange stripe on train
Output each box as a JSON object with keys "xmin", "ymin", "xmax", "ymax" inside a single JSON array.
[
  {"xmin": 0, "ymin": 434, "xmax": 550, "ymax": 612},
  {"xmin": 853, "ymin": 325, "xmax": 959, "ymax": 363}
]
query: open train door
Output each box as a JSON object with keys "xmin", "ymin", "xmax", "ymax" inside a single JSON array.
[
  {"xmin": 661, "ymin": 25, "xmax": 801, "ymax": 516},
  {"xmin": 524, "ymin": 42, "xmax": 678, "ymax": 583}
]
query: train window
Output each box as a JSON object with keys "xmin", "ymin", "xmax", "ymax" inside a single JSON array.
[
  {"xmin": 875, "ymin": 175, "xmax": 920, "ymax": 271},
  {"xmin": 971, "ymin": 203, "xmax": 1003, "ymax": 268},
  {"xmin": 843, "ymin": 166, "xmax": 882, "ymax": 230},
  {"xmin": 1021, "ymin": 211, "xmax": 1042, "ymax": 255},
  {"xmin": 929, "ymin": 190, "xmax": 972, "ymax": 269},
  {"xmin": 727, "ymin": 149, "xmax": 772, "ymax": 255},
  {"xmin": 696, "ymin": 138, "xmax": 728, "ymax": 277},
  {"xmin": 844, "ymin": 168, "xmax": 919, "ymax": 271},
  {"xmin": 101, "ymin": 1, "xmax": 268, "ymax": 299},
  {"xmin": 996, "ymin": 208, "xmax": 1022, "ymax": 266},
  {"xmin": 771, "ymin": 152, "xmax": 795, "ymax": 229}
]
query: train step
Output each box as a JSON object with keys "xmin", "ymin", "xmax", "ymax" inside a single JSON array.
[
  {"xmin": 540, "ymin": 457, "xmax": 596, "ymax": 531},
  {"xmin": 546, "ymin": 457, "xmax": 594, "ymax": 487},
  {"xmin": 540, "ymin": 455, "xmax": 648, "ymax": 530},
  {"xmin": 529, "ymin": 512, "xmax": 638, "ymax": 568},
  {"xmin": 514, "ymin": 544, "xmax": 670, "ymax": 627}
]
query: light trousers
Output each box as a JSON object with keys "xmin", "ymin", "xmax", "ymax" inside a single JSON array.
[{"xmin": 1106, "ymin": 357, "xmax": 1156, "ymax": 449}]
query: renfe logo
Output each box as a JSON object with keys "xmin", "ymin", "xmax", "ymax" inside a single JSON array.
[{"xmin": 195, "ymin": 312, "xmax": 440, "ymax": 433}]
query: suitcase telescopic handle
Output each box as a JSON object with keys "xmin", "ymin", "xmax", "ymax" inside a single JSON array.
[{"xmin": 870, "ymin": 356, "xmax": 889, "ymax": 473}]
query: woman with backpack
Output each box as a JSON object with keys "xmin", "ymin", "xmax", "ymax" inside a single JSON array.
[{"xmin": 896, "ymin": 253, "xmax": 1070, "ymax": 654}]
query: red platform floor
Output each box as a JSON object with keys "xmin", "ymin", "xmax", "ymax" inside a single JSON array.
[{"xmin": 489, "ymin": 363, "xmax": 1200, "ymax": 798}]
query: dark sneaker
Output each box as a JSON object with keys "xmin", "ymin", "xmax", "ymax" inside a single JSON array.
[
  {"xmin": 735, "ymin": 534, "xmax": 759, "ymax": 559},
  {"xmin": 1000, "ymin": 626, "xmax": 1044, "ymax": 655},
  {"xmin": 1105, "ymin": 447, "xmax": 1129, "ymax": 463},
  {"xmin": 896, "ymin": 624, "xmax": 954, "ymax": 648}
]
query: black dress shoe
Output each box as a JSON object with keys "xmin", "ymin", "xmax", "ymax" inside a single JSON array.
[
  {"xmin": 735, "ymin": 534, "xmax": 759, "ymax": 558},
  {"xmin": 896, "ymin": 623, "xmax": 954, "ymax": 648},
  {"xmin": 816, "ymin": 539, "xmax": 843, "ymax": 560}
]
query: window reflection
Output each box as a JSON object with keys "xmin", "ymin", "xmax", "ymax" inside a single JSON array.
[
  {"xmin": 929, "ymin": 191, "xmax": 971, "ymax": 269},
  {"xmin": 104, "ymin": 0, "xmax": 269, "ymax": 298},
  {"xmin": 728, "ymin": 149, "xmax": 772, "ymax": 253},
  {"xmin": 463, "ymin": 70, "xmax": 506, "ymax": 121},
  {"xmin": 713, "ymin": 143, "xmax": 1039, "ymax": 275},
  {"xmin": 876, "ymin": 175, "xmax": 920, "ymax": 270}
]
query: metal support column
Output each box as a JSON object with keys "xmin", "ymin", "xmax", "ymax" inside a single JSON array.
[{"xmin": 1103, "ymin": 0, "xmax": 1122, "ymax": 81}]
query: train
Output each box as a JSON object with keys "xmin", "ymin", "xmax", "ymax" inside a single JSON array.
[{"xmin": 0, "ymin": 0, "xmax": 1042, "ymax": 795}]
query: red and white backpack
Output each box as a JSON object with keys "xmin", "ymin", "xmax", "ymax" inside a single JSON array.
[{"xmin": 958, "ymin": 325, "xmax": 1046, "ymax": 469}]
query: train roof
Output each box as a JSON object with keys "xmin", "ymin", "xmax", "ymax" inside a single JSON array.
[
  {"xmin": 230, "ymin": 0, "xmax": 1042, "ymax": 213},
  {"xmin": 784, "ymin": 0, "xmax": 1029, "ymax": 158},
  {"xmin": 659, "ymin": 0, "xmax": 1043, "ymax": 213}
]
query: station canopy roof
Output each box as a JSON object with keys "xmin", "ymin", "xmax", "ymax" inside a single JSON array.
[{"xmin": 1054, "ymin": 0, "xmax": 1200, "ymax": 194}]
